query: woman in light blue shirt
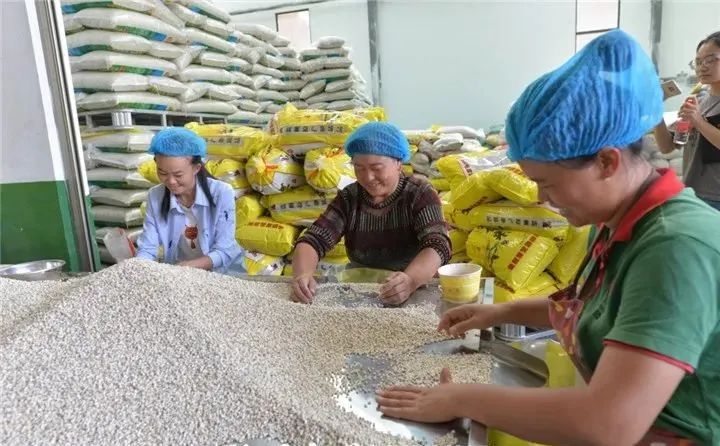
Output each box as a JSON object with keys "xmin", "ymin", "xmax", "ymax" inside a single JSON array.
[{"xmin": 136, "ymin": 128, "xmax": 242, "ymax": 273}]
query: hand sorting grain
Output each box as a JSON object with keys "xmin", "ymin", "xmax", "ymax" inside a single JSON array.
[{"xmin": 0, "ymin": 260, "xmax": 491, "ymax": 445}]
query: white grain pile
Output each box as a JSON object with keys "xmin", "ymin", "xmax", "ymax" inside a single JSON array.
[{"xmin": 1, "ymin": 259, "xmax": 490, "ymax": 445}]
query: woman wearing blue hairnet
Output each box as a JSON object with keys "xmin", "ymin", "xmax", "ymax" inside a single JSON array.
[
  {"xmin": 654, "ymin": 31, "xmax": 720, "ymax": 211},
  {"xmin": 290, "ymin": 122, "xmax": 452, "ymax": 306},
  {"xmin": 377, "ymin": 30, "xmax": 720, "ymax": 445},
  {"xmin": 135, "ymin": 128, "xmax": 242, "ymax": 273}
]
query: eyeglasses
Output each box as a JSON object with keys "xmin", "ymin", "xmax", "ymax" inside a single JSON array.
[{"xmin": 689, "ymin": 53, "xmax": 720, "ymax": 70}]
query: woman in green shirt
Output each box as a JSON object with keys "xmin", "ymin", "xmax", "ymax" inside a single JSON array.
[{"xmin": 376, "ymin": 30, "xmax": 720, "ymax": 445}]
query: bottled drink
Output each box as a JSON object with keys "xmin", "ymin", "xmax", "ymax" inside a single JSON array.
[
  {"xmin": 674, "ymin": 119, "xmax": 692, "ymax": 145},
  {"xmin": 673, "ymin": 96, "xmax": 696, "ymax": 145}
]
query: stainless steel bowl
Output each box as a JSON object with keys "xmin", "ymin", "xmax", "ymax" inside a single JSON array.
[{"xmin": 0, "ymin": 260, "xmax": 66, "ymax": 281}]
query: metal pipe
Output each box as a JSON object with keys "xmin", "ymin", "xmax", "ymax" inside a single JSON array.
[
  {"xmin": 229, "ymin": 0, "xmax": 335, "ymax": 16},
  {"xmin": 34, "ymin": 0, "xmax": 97, "ymax": 271},
  {"xmin": 650, "ymin": 0, "xmax": 663, "ymax": 70},
  {"xmin": 367, "ymin": 0, "xmax": 380, "ymax": 105}
]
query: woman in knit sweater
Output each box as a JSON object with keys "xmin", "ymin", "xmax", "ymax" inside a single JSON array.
[{"xmin": 290, "ymin": 122, "xmax": 452, "ymax": 305}]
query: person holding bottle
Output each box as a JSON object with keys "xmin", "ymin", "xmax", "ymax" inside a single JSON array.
[{"xmin": 654, "ymin": 31, "xmax": 720, "ymax": 210}]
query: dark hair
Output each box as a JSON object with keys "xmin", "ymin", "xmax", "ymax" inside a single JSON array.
[
  {"xmin": 555, "ymin": 139, "xmax": 644, "ymax": 169},
  {"xmin": 697, "ymin": 31, "xmax": 720, "ymax": 52},
  {"xmin": 160, "ymin": 155, "xmax": 215, "ymax": 220}
]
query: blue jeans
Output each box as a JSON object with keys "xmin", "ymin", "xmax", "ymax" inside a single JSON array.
[{"xmin": 702, "ymin": 198, "xmax": 720, "ymax": 211}]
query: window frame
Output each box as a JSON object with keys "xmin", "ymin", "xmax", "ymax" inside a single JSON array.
[
  {"xmin": 275, "ymin": 8, "xmax": 312, "ymax": 48},
  {"xmin": 575, "ymin": 0, "xmax": 621, "ymax": 52}
]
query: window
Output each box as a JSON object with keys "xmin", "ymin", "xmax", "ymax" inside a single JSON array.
[
  {"xmin": 276, "ymin": 9, "xmax": 311, "ymax": 49},
  {"xmin": 575, "ymin": 0, "xmax": 620, "ymax": 52}
]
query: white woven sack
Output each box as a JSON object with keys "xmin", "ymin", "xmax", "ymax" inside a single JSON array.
[
  {"xmin": 73, "ymin": 8, "xmax": 185, "ymax": 43},
  {"xmin": 66, "ymin": 30, "xmax": 151, "ymax": 56}
]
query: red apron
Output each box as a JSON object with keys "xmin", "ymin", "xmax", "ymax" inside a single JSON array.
[{"xmin": 547, "ymin": 170, "xmax": 693, "ymax": 445}]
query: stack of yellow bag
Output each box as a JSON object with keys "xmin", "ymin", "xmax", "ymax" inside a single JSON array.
[
  {"xmin": 185, "ymin": 123, "xmax": 272, "ymax": 161},
  {"xmin": 229, "ymin": 105, "xmax": 384, "ymax": 276},
  {"xmin": 269, "ymin": 104, "xmax": 386, "ymax": 157},
  {"xmin": 443, "ymin": 164, "xmax": 591, "ymax": 302},
  {"xmin": 227, "ymin": 104, "xmax": 385, "ymax": 276}
]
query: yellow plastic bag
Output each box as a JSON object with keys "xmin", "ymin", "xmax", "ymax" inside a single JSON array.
[
  {"xmin": 430, "ymin": 177, "xmax": 450, "ymax": 191},
  {"xmin": 548, "ymin": 225, "xmax": 591, "ymax": 285},
  {"xmin": 487, "ymin": 165, "xmax": 539, "ymax": 205},
  {"xmin": 404, "ymin": 130, "xmax": 439, "ymax": 146},
  {"xmin": 186, "ymin": 123, "xmax": 271, "ymax": 160},
  {"xmin": 137, "ymin": 159, "xmax": 160, "ymax": 184},
  {"xmin": 402, "ymin": 165, "xmax": 414, "ymax": 176},
  {"xmin": 449, "ymin": 229, "xmax": 468, "ymax": 255},
  {"xmin": 184, "ymin": 123, "xmax": 235, "ymax": 137},
  {"xmin": 264, "ymin": 185, "xmax": 335, "ymax": 227},
  {"xmin": 467, "ymin": 201, "xmax": 569, "ymax": 243},
  {"xmin": 304, "ymin": 146, "xmax": 356, "ymax": 193},
  {"xmin": 283, "ymin": 256, "xmax": 349, "ymax": 277},
  {"xmin": 235, "ymin": 194, "xmax": 265, "ymax": 226},
  {"xmin": 442, "ymin": 195, "xmax": 474, "ymax": 232},
  {"xmin": 241, "ymin": 250, "xmax": 285, "ymax": 276},
  {"xmin": 446, "ymin": 208, "xmax": 474, "ymax": 232},
  {"xmin": 205, "ymin": 159, "xmax": 251, "ymax": 197},
  {"xmin": 435, "ymin": 151, "xmax": 502, "ymax": 188},
  {"xmin": 271, "ymin": 104, "xmax": 386, "ymax": 146},
  {"xmin": 450, "ymin": 171, "xmax": 502, "ymax": 210},
  {"xmin": 466, "ymin": 228, "xmax": 559, "ymax": 291},
  {"xmin": 246, "ymin": 147, "xmax": 306, "ymax": 195},
  {"xmin": 235, "ymin": 217, "xmax": 300, "ymax": 256},
  {"xmin": 494, "ymin": 273, "xmax": 561, "ymax": 304},
  {"xmin": 545, "ymin": 340, "xmax": 577, "ymax": 389}
]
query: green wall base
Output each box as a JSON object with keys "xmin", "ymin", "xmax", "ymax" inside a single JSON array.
[{"xmin": 1, "ymin": 180, "xmax": 81, "ymax": 271}]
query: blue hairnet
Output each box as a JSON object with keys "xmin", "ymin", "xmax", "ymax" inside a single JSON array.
[
  {"xmin": 505, "ymin": 30, "xmax": 663, "ymax": 162},
  {"xmin": 344, "ymin": 122, "xmax": 410, "ymax": 163},
  {"xmin": 148, "ymin": 127, "xmax": 207, "ymax": 157}
]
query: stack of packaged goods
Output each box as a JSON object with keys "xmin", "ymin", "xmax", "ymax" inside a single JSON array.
[
  {"xmin": 168, "ymin": 0, "xmax": 242, "ymax": 116},
  {"xmin": 298, "ymin": 36, "xmax": 373, "ymax": 112},
  {"xmin": 224, "ymin": 104, "xmax": 386, "ymax": 276},
  {"xmin": 442, "ymin": 164, "xmax": 590, "ymax": 303},
  {"xmin": 227, "ymin": 23, "xmax": 302, "ymax": 127},
  {"xmin": 82, "ymin": 130, "xmax": 157, "ymax": 265},
  {"xmin": 64, "ymin": 0, "xmax": 190, "ymax": 113},
  {"xmin": 406, "ymin": 125, "xmax": 494, "ymax": 191}
]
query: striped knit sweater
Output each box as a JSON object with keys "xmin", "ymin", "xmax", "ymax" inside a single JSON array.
[{"xmin": 297, "ymin": 176, "xmax": 451, "ymax": 271}]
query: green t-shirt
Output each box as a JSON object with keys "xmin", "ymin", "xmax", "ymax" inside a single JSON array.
[{"xmin": 577, "ymin": 189, "xmax": 720, "ymax": 444}]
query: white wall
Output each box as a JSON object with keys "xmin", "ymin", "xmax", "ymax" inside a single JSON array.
[
  {"xmin": 0, "ymin": 0, "xmax": 65, "ymax": 184},
  {"xmin": 658, "ymin": 0, "xmax": 720, "ymax": 80},
  {"xmin": 619, "ymin": 0, "xmax": 652, "ymax": 55},
  {"xmin": 195, "ymin": 0, "xmax": 718, "ymax": 130},
  {"xmin": 375, "ymin": 1, "xmax": 576, "ymax": 129}
]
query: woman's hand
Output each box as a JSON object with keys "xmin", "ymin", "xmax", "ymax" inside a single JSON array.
[
  {"xmin": 437, "ymin": 303, "xmax": 504, "ymax": 337},
  {"xmin": 679, "ymin": 97, "xmax": 703, "ymax": 127},
  {"xmin": 291, "ymin": 273, "xmax": 317, "ymax": 303},
  {"xmin": 376, "ymin": 368, "xmax": 460, "ymax": 423},
  {"xmin": 379, "ymin": 271, "xmax": 417, "ymax": 305}
]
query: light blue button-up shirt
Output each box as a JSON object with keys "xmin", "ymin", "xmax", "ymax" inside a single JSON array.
[{"xmin": 136, "ymin": 178, "xmax": 242, "ymax": 273}]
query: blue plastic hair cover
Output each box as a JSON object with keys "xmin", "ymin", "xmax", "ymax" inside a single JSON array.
[
  {"xmin": 345, "ymin": 122, "xmax": 411, "ymax": 163},
  {"xmin": 149, "ymin": 127, "xmax": 207, "ymax": 158},
  {"xmin": 505, "ymin": 30, "xmax": 663, "ymax": 162}
]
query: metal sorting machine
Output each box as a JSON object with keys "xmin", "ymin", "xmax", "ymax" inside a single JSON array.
[{"xmin": 238, "ymin": 273, "xmax": 556, "ymax": 446}]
